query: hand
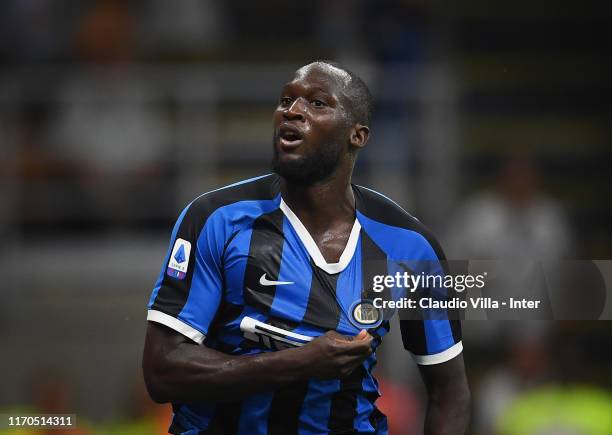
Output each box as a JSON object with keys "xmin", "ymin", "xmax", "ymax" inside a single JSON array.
[{"xmin": 301, "ymin": 330, "xmax": 373, "ymax": 379}]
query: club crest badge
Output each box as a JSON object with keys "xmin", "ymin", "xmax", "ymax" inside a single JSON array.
[
  {"xmin": 167, "ymin": 238, "xmax": 191, "ymax": 280},
  {"xmin": 349, "ymin": 300, "xmax": 382, "ymax": 329}
]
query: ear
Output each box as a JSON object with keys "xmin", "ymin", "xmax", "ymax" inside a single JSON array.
[{"xmin": 349, "ymin": 124, "xmax": 370, "ymax": 149}]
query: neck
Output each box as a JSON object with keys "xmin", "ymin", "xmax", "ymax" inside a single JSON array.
[{"xmin": 280, "ymin": 161, "xmax": 355, "ymax": 228}]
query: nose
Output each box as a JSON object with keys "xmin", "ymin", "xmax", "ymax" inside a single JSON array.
[{"xmin": 283, "ymin": 98, "xmax": 305, "ymax": 121}]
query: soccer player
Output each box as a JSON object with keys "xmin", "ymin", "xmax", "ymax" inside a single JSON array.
[{"xmin": 142, "ymin": 61, "xmax": 470, "ymax": 434}]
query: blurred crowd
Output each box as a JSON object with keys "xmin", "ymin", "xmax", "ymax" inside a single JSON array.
[
  {"xmin": 1, "ymin": 1, "xmax": 610, "ymax": 434},
  {"xmin": 0, "ymin": 0, "xmax": 435, "ymax": 233}
]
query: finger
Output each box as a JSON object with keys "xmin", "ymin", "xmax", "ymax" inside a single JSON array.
[
  {"xmin": 346, "ymin": 332, "xmax": 373, "ymax": 347},
  {"xmin": 355, "ymin": 329, "xmax": 368, "ymax": 340},
  {"xmin": 333, "ymin": 336, "xmax": 355, "ymax": 343},
  {"xmin": 340, "ymin": 339, "xmax": 374, "ymax": 356},
  {"xmin": 327, "ymin": 330, "xmax": 353, "ymax": 342}
]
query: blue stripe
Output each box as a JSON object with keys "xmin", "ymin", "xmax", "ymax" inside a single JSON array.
[
  {"xmin": 224, "ymin": 227, "xmax": 252, "ymax": 306},
  {"xmin": 219, "ymin": 195, "xmax": 281, "ymax": 306},
  {"xmin": 237, "ymin": 392, "xmax": 274, "ymax": 435},
  {"xmin": 357, "ymin": 211, "xmax": 438, "ymax": 261},
  {"xmin": 356, "ymin": 356, "xmax": 379, "ymax": 433},
  {"xmin": 175, "ymin": 403, "xmax": 215, "ymax": 431},
  {"xmin": 148, "ymin": 178, "xmax": 275, "ymax": 309},
  {"xmin": 291, "ymin": 322, "xmax": 326, "ymax": 339},
  {"xmin": 358, "ymin": 213, "xmax": 455, "ymax": 354},
  {"xmin": 423, "ymin": 319, "xmax": 456, "ymax": 354},
  {"xmin": 176, "ymin": 198, "xmax": 279, "ymax": 335},
  {"xmin": 269, "ymin": 216, "xmax": 314, "ymax": 322},
  {"xmin": 376, "ymin": 416, "xmax": 388, "ymax": 434},
  {"xmin": 298, "ymin": 379, "xmax": 340, "ymax": 434},
  {"xmin": 356, "ymin": 395, "xmax": 374, "ymax": 432}
]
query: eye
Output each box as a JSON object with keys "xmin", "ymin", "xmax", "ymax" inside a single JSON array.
[
  {"xmin": 311, "ymin": 99, "xmax": 327, "ymax": 107},
  {"xmin": 279, "ymin": 96, "xmax": 292, "ymax": 107}
]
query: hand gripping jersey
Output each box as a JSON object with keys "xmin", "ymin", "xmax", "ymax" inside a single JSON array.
[{"xmin": 147, "ymin": 174, "xmax": 462, "ymax": 435}]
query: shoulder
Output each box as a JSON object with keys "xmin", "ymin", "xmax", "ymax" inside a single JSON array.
[
  {"xmin": 176, "ymin": 174, "xmax": 281, "ymax": 236},
  {"xmin": 188, "ymin": 174, "xmax": 280, "ymax": 217},
  {"xmin": 353, "ymin": 184, "xmax": 446, "ymax": 260}
]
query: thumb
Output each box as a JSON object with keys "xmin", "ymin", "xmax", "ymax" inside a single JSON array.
[{"xmin": 355, "ymin": 329, "xmax": 368, "ymax": 340}]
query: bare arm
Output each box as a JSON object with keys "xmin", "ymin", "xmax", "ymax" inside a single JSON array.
[
  {"xmin": 418, "ymin": 354, "xmax": 471, "ymax": 435},
  {"xmin": 142, "ymin": 322, "xmax": 372, "ymax": 404}
]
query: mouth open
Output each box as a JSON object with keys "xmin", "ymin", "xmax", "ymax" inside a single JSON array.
[{"xmin": 278, "ymin": 125, "xmax": 304, "ymax": 148}]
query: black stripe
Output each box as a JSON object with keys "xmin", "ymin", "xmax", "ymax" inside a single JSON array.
[
  {"xmin": 328, "ymin": 365, "xmax": 366, "ymax": 433},
  {"xmin": 152, "ymin": 174, "xmax": 279, "ymax": 316},
  {"xmin": 267, "ymin": 381, "xmax": 310, "ymax": 435},
  {"xmin": 243, "ymin": 208, "xmax": 285, "ymax": 313},
  {"xmin": 168, "ymin": 421, "xmax": 185, "ymax": 434},
  {"xmin": 368, "ymin": 320, "xmax": 389, "ymax": 349},
  {"xmin": 360, "ymin": 229, "xmax": 392, "ymax": 320},
  {"xmin": 365, "ymin": 359, "xmax": 383, "ymax": 431},
  {"xmin": 401, "ymin": 265, "xmax": 462, "ymax": 347},
  {"xmin": 360, "ymin": 230, "xmax": 392, "ymax": 348},
  {"xmin": 450, "ymin": 319, "xmax": 463, "ymax": 345},
  {"xmin": 213, "ymin": 341, "xmax": 239, "ymax": 354},
  {"xmin": 207, "ymin": 301, "xmax": 244, "ymax": 338},
  {"xmin": 446, "ymin": 261, "xmax": 466, "ymax": 342},
  {"xmin": 394, "ymin": 262, "xmax": 428, "ymax": 354},
  {"xmin": 301, "ymin": 262, "xmax": 342, "ymax": 330},
  {"xmin": 203, "ymin": 402, "xmax": 242, "ymax": 435},
  {"xmin": 221, "ymin": 230, "xmax": 241, "ymax": 260},
  {"xmin": 354, "ymin": 184, "xmax": 463, "ymax": 353},
  {"xmin": 268, "ymin": 316, "xmax": 300, "ymax": 331},
  {"xmin": 398, "ymin": 290, "xmax": 428, "ymax": 355},
  {"xmin": 360, "ymin": 229, "xmax": 388, "ymax": 299},
  {"xmin": 168, "ymin": 404, "xmax": 186, "ymax": 434},
  {"xmin": 151, "ymin": 202, "xmax": 202, "ymax": 317},
  {"xmin": 368, "ymin": 406, "xmax": 385, "ymax": 433},
  {"xmin": 353, "ymin": 184, "xmax": 447, "ymax": 263},
  {"xmin": 239, "ymin": 338, "xmax": 263, "ymax": 352},
  {"xmin": 394, "ymin": 261, "xmax": 462, "ymax": 353}
]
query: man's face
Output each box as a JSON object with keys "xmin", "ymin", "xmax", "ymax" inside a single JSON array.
[{"xmin": 272, "ymin": 63, "xmax": 353, "ymax": 185}]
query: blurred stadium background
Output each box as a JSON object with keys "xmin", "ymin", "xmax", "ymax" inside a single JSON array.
[{"xmin": 0, "ymin": 1, "xmax": 611, "ymax": 434}]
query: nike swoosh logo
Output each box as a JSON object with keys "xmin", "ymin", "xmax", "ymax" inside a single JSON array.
[{"xmin": 259, "ymin": 273, "xmax": 294, "ymax": 286}]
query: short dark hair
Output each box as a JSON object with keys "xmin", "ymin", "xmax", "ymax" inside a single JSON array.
[{"xmin": 316, "ymin": 60, "xmax": 373, "ymax": 126}]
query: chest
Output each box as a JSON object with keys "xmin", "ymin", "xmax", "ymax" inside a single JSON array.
[
  {"xmin": 307, "ymin": 220, "xmax": 355, "ymax": 264},
  {"xmin": 222, "ymin": 211, "xmax": 366, "ymax": 334}
]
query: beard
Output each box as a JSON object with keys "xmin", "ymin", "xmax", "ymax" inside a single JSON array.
[{"xmin": 272, "ymin": 142, "xmax": 343, "ymax": 186}]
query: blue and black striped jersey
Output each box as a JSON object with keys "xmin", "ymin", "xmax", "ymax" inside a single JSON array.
[{"xmin": 147, "ymin": 174, "xmax": 462, "ymax": 435}]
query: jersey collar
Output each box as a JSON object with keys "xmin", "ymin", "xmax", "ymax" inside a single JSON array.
[{"xmin": 279, "ymin": 197, "xmax": 361, "ymax": 274}]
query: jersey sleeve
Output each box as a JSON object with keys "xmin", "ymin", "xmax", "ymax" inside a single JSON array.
[
  {"xmin": 398, "ymin": 238, "xmax": 463, "ymax": 365},
  {"xmin": 147, "ymin": 199, "xmax": 225, "ymax": 344}
]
